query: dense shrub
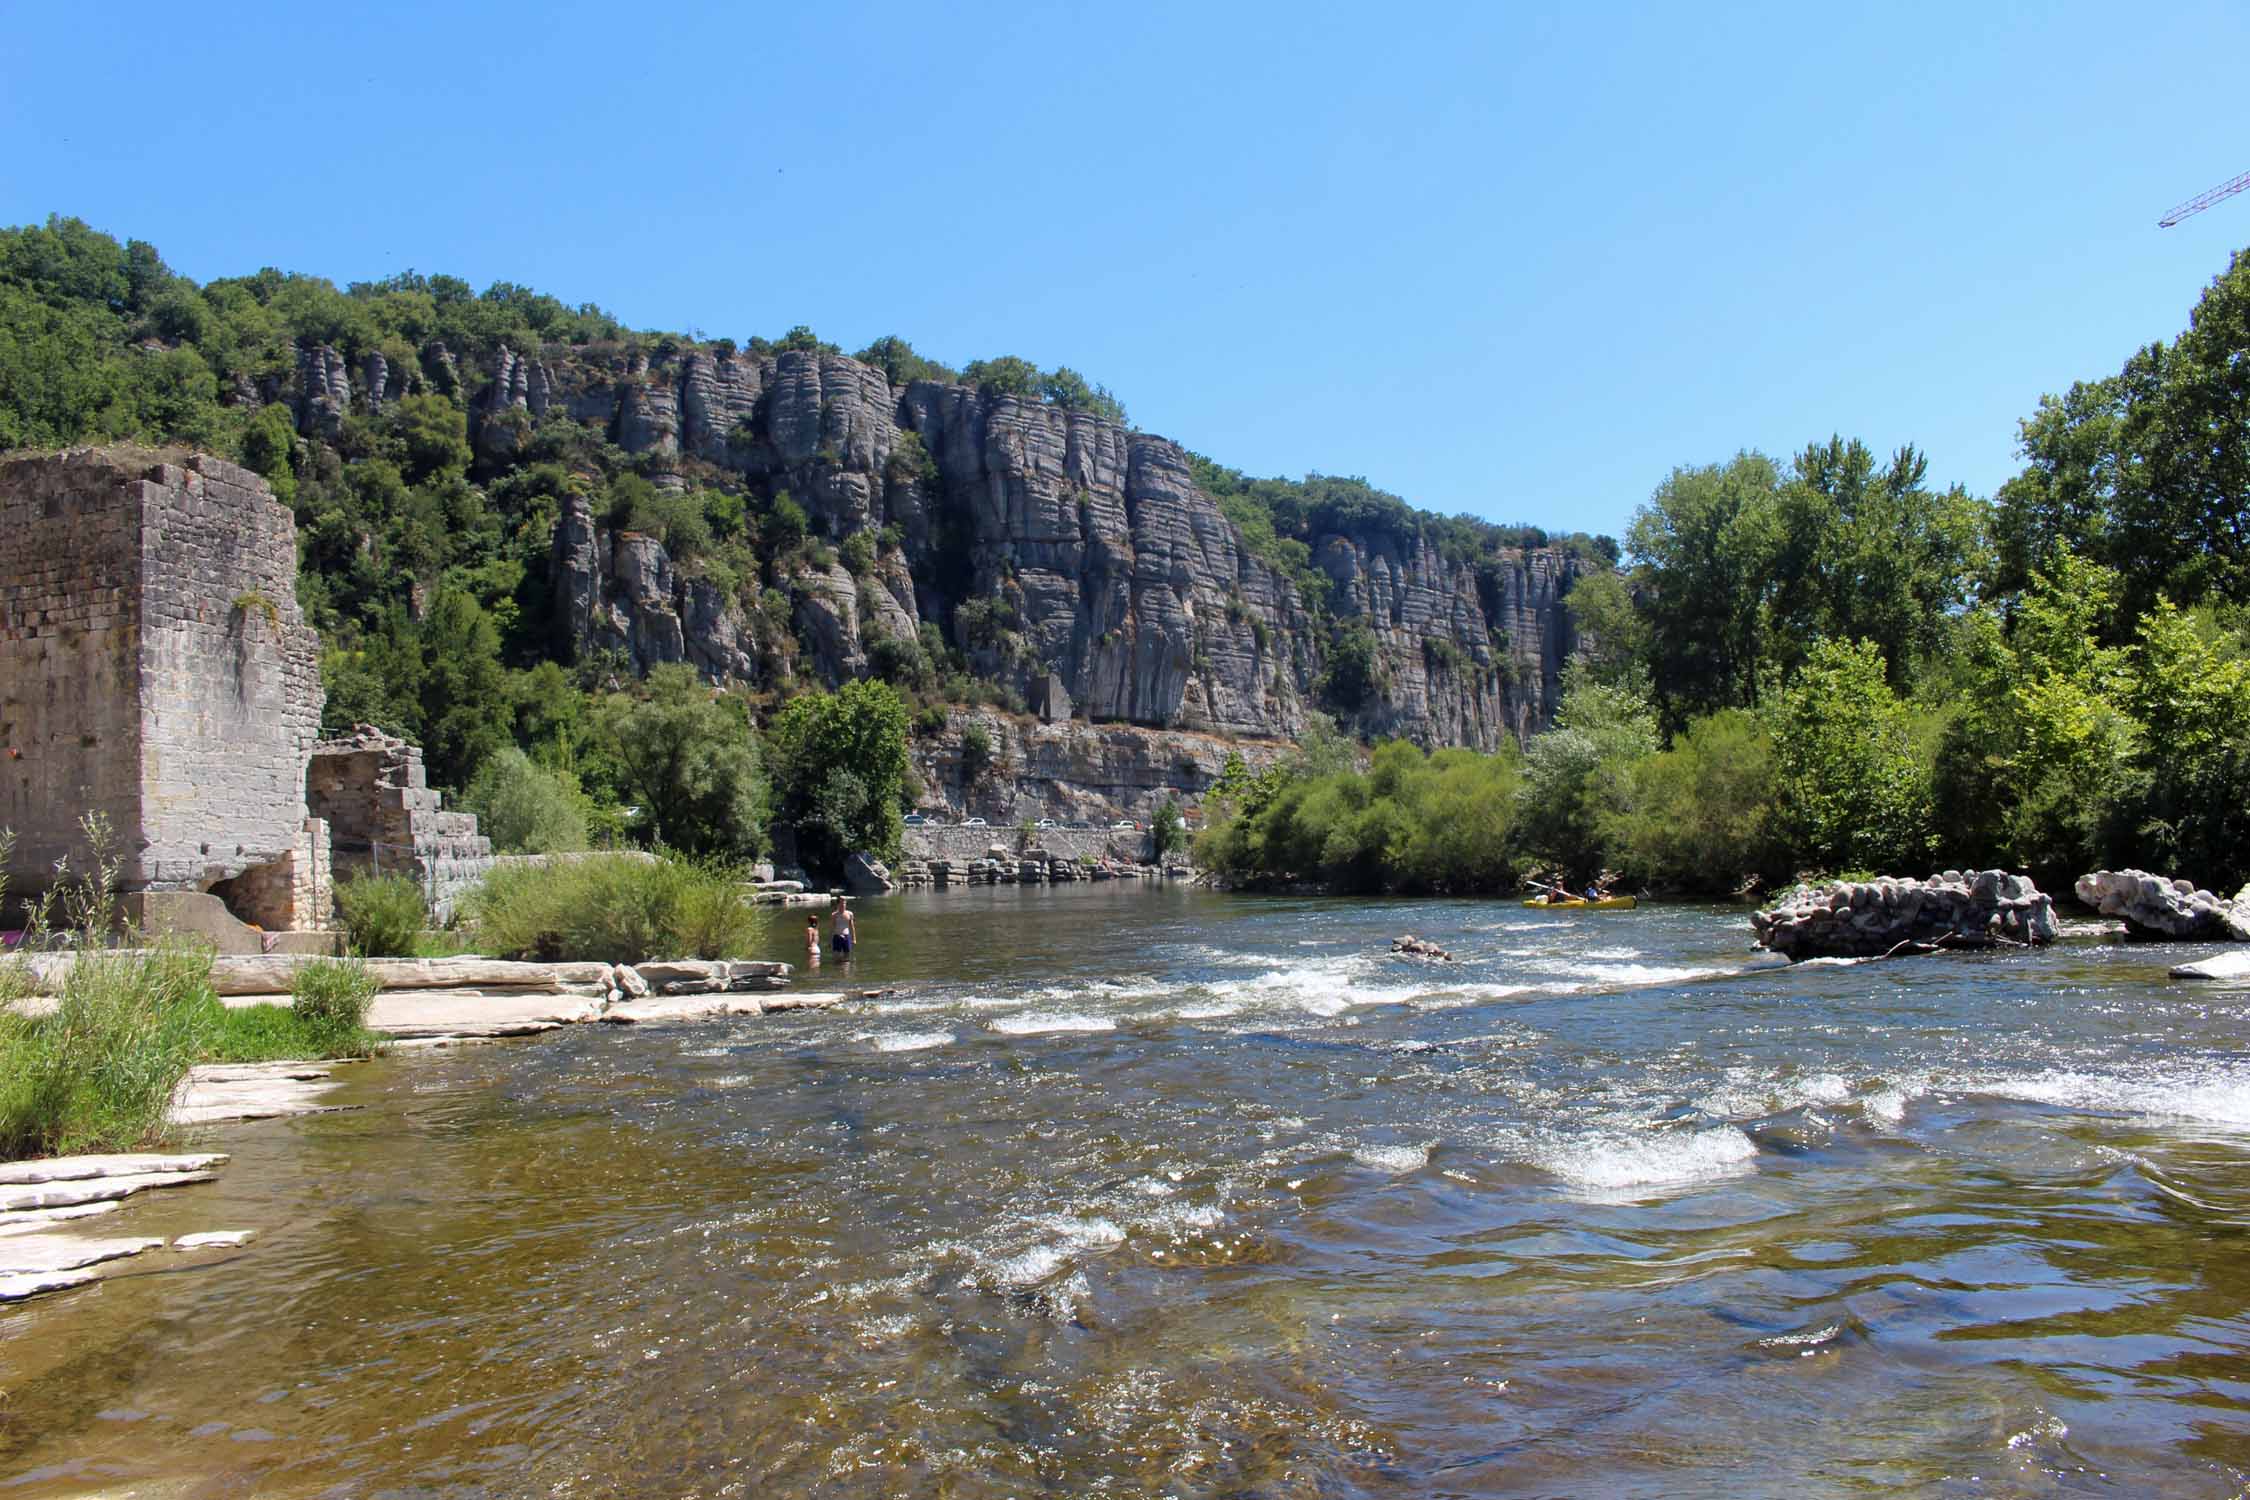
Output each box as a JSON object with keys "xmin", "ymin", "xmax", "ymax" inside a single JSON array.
[
  {"xmin": 462, "ymin": 747, "xmax": 591, "ymax": 855},
  {"xmin": 201, "ymin": 958, "xmax": 382, "ymax": 1064},
  {"xmin": 335, "ymin": 871, "xmax": 429, "ymax": 957},
  {"xmin": 291, "ymin": 957, "xmax": 382, "ymax": 1053},
  {"xmin": 0, "ymin": 943, "xmax": 215, "ymax": 1159},
  {"xmin": 462, "ymin": 854, "xmax": 757, "ymax": 964}
]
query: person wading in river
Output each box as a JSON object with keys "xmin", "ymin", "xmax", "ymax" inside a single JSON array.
[
  {"xmin": 805, "ymin": 913, "xmax": 821, "ymax": 969},
  {"xmin": 830, "ymin": 897, "xmax": 856, "ymax": 961}
]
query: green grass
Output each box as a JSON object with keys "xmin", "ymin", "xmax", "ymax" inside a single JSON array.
[
  {"xmin": 462, "ymin": 853, "xmax": 757, "ymax": 964},
  {"xmin": 334, "ymin": 872, "xmax": 430, "ymax": 957},
  {"xmin": 200, "ymin": 1003, "xmax": 385, "ymax": 1063},
  {"xmin": 0, "ymin": 943, "xmax": 216, "ymax": 1160},
  {"xmin": 0, "ymin": 950, "xmax": 386, "ymax": 1159}
]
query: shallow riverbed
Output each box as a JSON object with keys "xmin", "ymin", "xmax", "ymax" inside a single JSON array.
[{"xmin": 4, "ymin": 885, "xmax": 2247, "ymax": 1497}]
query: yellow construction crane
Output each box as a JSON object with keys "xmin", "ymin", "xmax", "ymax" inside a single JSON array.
[{"xmin": 2158, "ymin": 167, "xmax": 2250, "ymax": 227}]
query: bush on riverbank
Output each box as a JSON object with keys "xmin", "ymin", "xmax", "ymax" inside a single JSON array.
[
  {"xmin": 461, "ymin": 853, "xmax": 757, "ymax": 964},
  {"xmin": 201, "ymin": 958, "xmax": 384, "ymax": 1064},
  {"xmin": 335, "ymin": 872, "xmax": 429, "ymax": 957},
  {"xmin": 0, "ymin": 943, "xmax": 215, "ymax": 1159}
]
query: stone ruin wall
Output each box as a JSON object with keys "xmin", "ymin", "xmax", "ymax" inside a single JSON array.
[
  {"xmin": 307, "ymin": 729, "xmax": 492, "ymax": 922},
  {"xmin": 0, "ymin": 449, "xmax": 147, "ymax": 882},
  {"xmin": 0, "ymin": 450, "xmax": 323, "ymax": 912},
  {"xmin": 133, "ymin": 455, "xmax": 324, "ymax": 892}
]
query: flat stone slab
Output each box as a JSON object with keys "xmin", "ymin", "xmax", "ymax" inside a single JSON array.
[
  {"xmin": 209, "ymin": 956, "xmax": 615, "ymax": 997},
  {"xmin": 172, "ymin": 1230, "xmax": 257, "ymax": 1250},
  {"xmin": 368, "ymin": 990, "xmax": 600, "ymax": 1039},
  {"xmin": 0, "ymin": 1171, "xmax": 218, "ymax": 1214},
  {"xmin": 2171, "ymin": 950, "xmax": 2250, "ymax": 981},
  {"xmin": 0, "ymin": 1267, "xmax": 101, "ymax": 1301},
  {"xmin": 0, "ymin": 1152, "xmax": 226, "ymax": 1186},
  {"xmin": 0, "ymin": 1202, "xmax": 122, "ymax": 1236},
  {"xmin": 601, "ymin": 995, "xmax": 766, "ymax": 1025},
  {"xmin": 762, "ymin": 991, "xmax": 850, "ymax": 1013},
  {"xmin": 0, "ymin": 1234, "xmax": 164, "ymax": 1277},
  {"xmin": 173, "ymin": 1062, "xmax": 347, "ymax": 1126}
]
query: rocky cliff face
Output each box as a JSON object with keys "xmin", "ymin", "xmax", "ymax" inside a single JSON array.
[
  {"xmin": 293, "ymin": 340, "xmax": 1591, "ymax": 749},
  {"xmin": 909, "ymin": 715, "xmax": 1290, "ymax": 827}
]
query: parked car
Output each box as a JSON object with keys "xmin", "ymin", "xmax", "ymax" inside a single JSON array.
[
  {"xmin": 964, "ymin": 817, "xmax": 988, "ymax": 827},
  {"xmin": 902, "ymin": 813, "xmax": 928, "ymax": 826},
  {"xmin": 1034, "ymin": 818, "xmax": 1057, "ymax": 829},
  {"xmin": 1110, "ymin": 820, "xmax": 1138, "ymax": 831}
]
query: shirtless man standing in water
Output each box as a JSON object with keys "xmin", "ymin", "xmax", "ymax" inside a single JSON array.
[{"xmin": 830, "ymin": 897, "xmax": 856, "ymax": 960}]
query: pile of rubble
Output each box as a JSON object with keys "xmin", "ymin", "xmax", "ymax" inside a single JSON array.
[
  {"xmin": 2073, "ymin": 870, "xmax": 2250, "ymax": 941},
  {"xmin": 1753, "ymin": 870, "xmax": 2058, "ymax": 961}
]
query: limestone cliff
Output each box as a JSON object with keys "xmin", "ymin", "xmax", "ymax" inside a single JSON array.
[{"xmin": 296, "ymin": 340, "xmax": 1594, "ymax": 750}]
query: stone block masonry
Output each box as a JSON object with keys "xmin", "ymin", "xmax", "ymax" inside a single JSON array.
[
  {"xmin": 1, "ymin": 449, "xmax": 322, "ymax": 897},
  {"xmin": 307, "ymin": 728, "xmax": 492, "ymax": 921}
]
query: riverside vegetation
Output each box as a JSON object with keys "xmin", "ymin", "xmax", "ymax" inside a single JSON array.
[
  {"xmin": 4, "ymin": 217, "xmax": 2249, "ymax": 896},
  {"xmin": 0, "ymin": 826, "xmax": 382, "ymax": 1159},
  {"xmin": 1202, "ymin": 249, "xmax": 2250, "ymax": 896}
]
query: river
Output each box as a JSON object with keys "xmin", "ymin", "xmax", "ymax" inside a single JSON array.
[{"xmin": 3, "ymin": 885, "xmax": 2247, "ymax": 1497}]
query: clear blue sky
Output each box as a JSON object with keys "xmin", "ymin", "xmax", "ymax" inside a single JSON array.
[{"xmin": 6, "ymin": 1, "xmax": 2248, "ymax": 542}]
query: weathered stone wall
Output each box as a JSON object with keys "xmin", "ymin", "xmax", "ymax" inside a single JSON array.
[
  {"xmin": 134, "ymin": 455, "xmax": 324, "ymax": 889},
  {"xmin": 0, "ymin": 449, "xmax": 321, "ymax": 896},
  {"xmin": 902, "ymin": 824, "xmax": 1150, "ymax": 865},
  {"xmin": 0, "ymin": 449, "xmax": 145, "ymax": 884},
  {"xmin": 307, "ymin": 729, "xmax": 492, "ymax": 920}
]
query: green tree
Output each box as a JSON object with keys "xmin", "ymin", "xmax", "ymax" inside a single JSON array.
[
  {"xmin": 1772, "ymin": 639, "xmax": 1934, "ymax": 875},
  {"xmin": 1607, "ymin": 709, "xmax": 1783, "ymax": 892},
  {"xmin": 413, "ymin": 587, "xmax": 511, "ymax": 791},
  {"xmin": 1152, "ymin": 797, "xmax": 1187, "ymax": 859},
  {"xmin": 593, "ymin": 665, "xmax": 768, "ymax": 858},
  {"xmin": 1625, "ymin": 453, "xmax": 1784, "ymax": 724},
  {"xmin": 1997, "ymin": 245, "xmax": 2250, "ymax": 626},
  {"xmin": 1513, "ymin": 671, "xmax": 1659, "ymax": 878},
  {"xmin": 462, "ymin": 748, "xmax": 592, "ymax": 855},
  {"xmin": 767, "ymin": 679, "xmax": 912, "ymax": 876},
  {"xmin": 961, "ymin": 355, "xmax": 1041, "ymax": 398}
]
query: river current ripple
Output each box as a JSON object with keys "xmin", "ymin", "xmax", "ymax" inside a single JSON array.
[{"xmin": 5, "ymin": 885, "xmax": 2249, "ymax": 1497}]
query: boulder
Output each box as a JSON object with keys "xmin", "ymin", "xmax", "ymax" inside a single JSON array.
[
  {"xmin": 2073, "ymin": 870, "xmax": 2250, "ymax": 941},
  {"xmin": 1390, "ymin": 934, "xmax": 1455, "ymax": 962},
  {"xmin": 1753, "ymin": 872, "xmax": 2057, "ymax": 960},
  {"xmin": 845, "ymin": 851, "xmax": 896, "ymax": 895}
]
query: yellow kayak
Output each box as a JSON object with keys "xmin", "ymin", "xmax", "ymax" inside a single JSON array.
[{"xmin": 1520, "ymin": 895, "xmax": 1638, "ymax": 910}]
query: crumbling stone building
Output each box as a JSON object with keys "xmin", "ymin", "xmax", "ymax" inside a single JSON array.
[
  {"xmin": 0, "ymin": 447, "xmax": 489, "ymax": 942},
  {"xmin": 307, "ymin": 727, "xmax": 493, "ymax": 921}
]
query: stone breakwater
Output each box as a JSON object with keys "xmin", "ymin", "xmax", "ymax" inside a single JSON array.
[
  {"xmin": 1753, "ymin": 871, "xmax": 2058, "ymax": 960},
  {"xmin": 2074, "ymin": 870, "xmax": 2250, "ymax": 941}
]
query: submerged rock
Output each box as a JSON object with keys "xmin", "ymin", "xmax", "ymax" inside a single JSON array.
[
  {"xmin": 1390, "ymin": 934, "xmax": 1455, "ymax": 962},
  {"xmin": 2073, "ymin": 870, "xmax": 2250, "ymax": 941},
  {"xmin": 1752, "ymin": 872, "xmax": 2056, "ymax": 960},
  {"xmin": 2171, "ymin": 951, "xmax": 2250, "ymax": 981}
]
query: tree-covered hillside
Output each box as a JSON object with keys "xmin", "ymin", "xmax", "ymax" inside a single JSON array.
[
  {"xmin": 1201, "ymin": 247, "xmax": 2250, "ymax": 894},
  {"xmin": 0, "ymin": 215, "xmax": 1606, "ymax": 861}
]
